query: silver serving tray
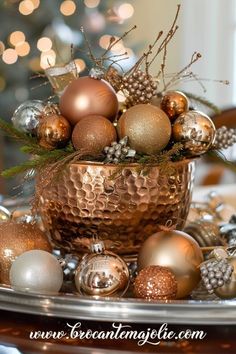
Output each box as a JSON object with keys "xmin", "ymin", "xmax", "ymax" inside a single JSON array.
[{"xmin": 0, "ymin": 286, "xmax": 236, "ymax": 325}]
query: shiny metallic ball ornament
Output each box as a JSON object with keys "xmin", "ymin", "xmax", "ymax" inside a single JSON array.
[
  {"xmin": 12, "ymin": 100, "xmax": 45, "ymax": 134},
  {"xmin": 117, "ymin": 104, "xmax": 172, "ymax": 155},
  {"xmin": 37, "ymin": 114, "xmax": 71, "ymax": 150},
  {"xmin": 75, "ymin": 241, "xmax": 129, "ymax": 297},
  {"xmin": 134, "ymin": 265, "xmax": 177, "ymax": 300},
  {"xmin": 137, "ymin": 230, "xmax": 204, "ymax": 299},
  {"xmin": 9, "ymin": 250, "xmax": 63, "ymax": 294},
  {"xmin": 161, "ymin": 91, "xmax": 189, "ymax": 120},
  {"xmin": 172, "ymin": 110, "xmax": 216, "ymax": 156},
  {"xmin": 0, "ymin": 206, "xmax": 11, "ymax": 222},
  {"xmin": 214, "ymin": 257, "xmax": 236, "ymax": 299}
]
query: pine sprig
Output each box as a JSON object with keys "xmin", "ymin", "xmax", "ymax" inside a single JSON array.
[
  {"xmin": 0, "ymin": 118, "xmax": 38, "ymax": 146},
  {"xmin": 182, "ymin": 92, "xmax": 221, "ymax": 115}
]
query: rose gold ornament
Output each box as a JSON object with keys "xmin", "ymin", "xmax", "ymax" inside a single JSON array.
[
  {"xmin": 117, "ymin": 104, "xmax": 171, "ymax": 154},
  {"xmin": 214, "ymin": 257, "xmax": 236, "ymax": 299},
  {"xmin": 134, "ymin": 265, "xmax": 177, "ymax": 300},
  {"xmin": 72, "ymin": 115, "xmax": 117, "ymax": 154},
  {"xmin": 37, "ymin": 113, "xmax": 71, "ymax": 150},
  {"xmin": 137, "ymin": 230, "xmax": 203, "ymax": 299},
  {"xmin": 0, "ymin": 221, "xmax": 52, "ymax": 285},
  {"xmin": 161, "ymin": 91, "xmax": 189, "ymax": 120},
  {"xmin": 59, "ymin": 76, "xmax": 119, "ymax": 125}
]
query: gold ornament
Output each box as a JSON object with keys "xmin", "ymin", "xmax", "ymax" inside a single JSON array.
[
  {"xmin": 0, "ymin": 221, "xmax": 52, "ymax": 285},
  {"xmin": 37, "ymin": 113, "xmax": 71, "ymax": 150},
  {"xmin": 214, "ymin": 257, "xmax": 236, "ymax": 299},
  {"xmin": 161, "ymin": 91, "xmax": 189, "ymax": 120},
  {"xmin": 137, "ymin": 230, "xmax": 204, "ymax": 299},
  {"xmin": 172, "ymin": 110, "xmax": 216, "ymax": 156},
  {"xmin": 134, "ymin": 265, "xmax": 177, "ymax": 300},
  {"xmin": 117, "ymin": 104, "xmax": 171, "ymax": 154}
]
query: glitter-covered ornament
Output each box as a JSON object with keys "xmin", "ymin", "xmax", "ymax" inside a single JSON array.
[
  {"xmin": 211, "ymin": 126, "xmax": 236, "ymax": 150},
  {"xmin": 75, "ymin": 241, "xmax": 129, "ymax": 297},
  {"xmin": 134, "ymin": 265, "xmax": 177, "ymax": 300},
  {"xmin": 172, "ymin": 110, "xmax": 216, "ymax": 156},
  {"xmin": 11, "ymin": 100, "xmax": 45, "ymax": 134},
  {"xmin": 160, "ymin": 91, "xmax": 189, "ymax": 120},
  {"xmin": 104, "ymin": 136, "xmax": 136, "ymax": 164}
]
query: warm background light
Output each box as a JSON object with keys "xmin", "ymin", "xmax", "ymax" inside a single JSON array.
[
  {"xmin": 31, "ymin": 0, "xmax": 40, "ymax": 9},
  {"xmin": 84, "ymin": 0, "xmax": 100, "ymax": 8},
  {"xmin": 19, "ymin": 0, "xmax": 34, "ymax": 15},
  {"xmin": 117, "ymin": 3, "xmax": 134, "ymax": 19},
  {"xmin": 15, "ymin": 42, "xmax": 30, "ymax": 57},
  {"xmin": 60, "ymin": 0, "xmax": 76, "ymax": 16},
  {"xmin": 74, "ymin": 58, "xmax": 86, "ymax": 73},
  {"xmin": 37, "ymin": 37, "xmax": 52, "ymax": 52},
  {"xmin": 2, "ymin": 49, "xmax": 18, "ymax": 64},
  {"xmin": 99, "ymin": 34, "xmax": 112, "ymax": 49},
  {"xmin": 40, "ymin": 50, "xmax": 56, "ymax": 69},
  {"xmin": 0, "ymin": 42, "xmax": 5, "ymax": 56},
  {"xmin": 9, "ymin": 31, "xmax": 25, "ymax": 46}
]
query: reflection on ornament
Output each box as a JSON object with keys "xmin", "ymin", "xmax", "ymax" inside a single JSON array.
[
  {"xmin": 0, "ymin": 206, "xmax": 11, "ymax": 222},
  {"xmin": 172, "ymin": 110, "xmax": 216, "ymax": 156},
  {"xmin": 59, "ymin": 76, "xmax": 119, "ymax": 125},
  {"xmin": 134, "ymin": 265, "xmax": 177, "ymax": 300},
  {"xmin": 184, "ymin": 219, "xmax": 223, "ymax": 247},
  {"xmin": 161, "ymin": 91, "xmax": 189, "ymax": 120},
  {"xmin": 117, "ymin": 104, "xmax": 171, "ymax": 155},
  {"xmin": 10, "ymin": 250, "xmax": 63, "ymax": 294},
  {"xmin": 75, "ymin": 241, "xmax": 129, "ymax": 297},
  {"xmin": 137, "ymin": 230, "xmax": 203, "ymax": 299},
  {"xmin": 11, "ymin": 100, "xmax": 45, "ymax": 134},
  {"xmin": 0, "ymin": 221, "xmax": 52, "ymax": 285},
  {"xmin": 45, "ymin": 61, "xmax": 77, "ymax": 97},
  {"xmin": 214, "ymin": 257, "xmax": 236, "ymax": 299}
]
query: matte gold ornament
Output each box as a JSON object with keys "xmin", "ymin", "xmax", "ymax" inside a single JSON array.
[
  {"xmin": 214, "ymin": 257, "xmax": 236, "ymax": 299},
  {"xmin": 0, "ymin": 221, "xmax": 52, "ymax": 285},
  {"xmin": 37, "ymin": 113, "xmax": 71, "ymax": 150},
  {"xmin": 134, "ymin": 265, "xmax": 177, "ymax": 300},
  {"xmin": 172, "ymin": 110, "xmax": 216, "ymax": 156},
  {"xmin": 75, "ymin": 241, "xmax": 129, "ymax": 297},
  {"xmin": 72, "ymin": 115, "xmax": 117, "ymax": 154},
  {"xmin": 117, "ymin": 104, "xmax": 171, "ymax": 154},
  {"xmin": 137, "ymin": 230, "xmax": 204, "ymax": 299},
  {"xmin": 161, "ymin": 91, "xmax": 189, "ymax": 120}
]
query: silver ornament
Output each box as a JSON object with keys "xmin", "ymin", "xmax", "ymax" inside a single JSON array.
[
  {"xmin": 0, "ymin": 205, "xmax": 11, "ymax": 222},
  {"xmin": 172, "ymin": 110, "xmax": 216, "ymax": 156},
  {"xmin": 89, "ymin": 67, "xmax": 104, "ymax": 80},
  {"xmin": 9, "ymin": 250, "xmax": 63, "ymax": 294},
  {"xmin": 75, "ymin": 241, "xmax": 129, "ymax": 297},
  {"xmin": 12, "ymin": 100, "xmax": 45, "ymax": 134}
]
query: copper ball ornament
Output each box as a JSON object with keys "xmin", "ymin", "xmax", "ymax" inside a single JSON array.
[
  {"xmin": 214, "ymin": 257, "xmax": 236, "ymax": 299},
  {"xmin": 137, "ymin": 230, "xmax": 204, "ymax": 299},
  {"xmin": 37, "ymin": 113, "xmax": 71, "ymax": 150},
  {"xmin": 134, "ymin": 265, "xmax": 177, "ymax": 300},
  {"xmin": 172, "ymin": 110, "xmax": 216, "ymax": 156},
  {"xmin": 161, "ymin": 91, "xmax": 189, "ymax": 120},
  {"xmin": 0, "ymin": 221, "xmax": 52, "ymax": 285},
  {"xmin": 59, "ymin": 76, "xmax": 119, "ymax": 125},
  {"xmin": 72, "ymin": 115, "xmax": 117, "ymax": 154},
  {"xmin": 117, "ymin": 104, "xmax": 171, "ymax": 154}
]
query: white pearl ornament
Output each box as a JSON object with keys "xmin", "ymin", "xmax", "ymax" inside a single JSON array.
[{"xmin": 9, "ymin": 250, "xmax": 63, "ymax": 294}]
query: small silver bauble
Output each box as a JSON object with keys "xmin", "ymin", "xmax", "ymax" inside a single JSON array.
[
  {"xmin": 0, "ymin": 205, "xmax": 11, "ymax": 222},
  {"xmin": 75, "ymin": 241, "xmax": 129, "ymax": 297},
  {"xmin": 172, "ymin": 110, "xmax": 216, "ymax": 156},
  {"xmin": 12, "ymin": 100, "xmax": 45, "ymax": 134},
  {"xmin": 9, "ymin": 250, "xmax": 63, "ymax": 294}
]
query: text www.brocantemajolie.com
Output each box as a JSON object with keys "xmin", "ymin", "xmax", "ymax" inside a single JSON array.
[{"xmin": 29, "ymin": 323, "xmax": 207, "ymax": 346}]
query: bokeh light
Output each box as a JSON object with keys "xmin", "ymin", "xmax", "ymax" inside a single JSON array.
[
  {"xmin": 0, "ymin": 42, "xmax": 5, "ymax": 56},
  {"xmin": 2, "ymin": 49, "xmax": 18, "ymax": 64},
  {"xmin": 74, "ymin": 58, "xmax": 86, "ymax": 73},
  {"xmin": 40, "ymin": 50, "xmax": 56, "ymax": 69},
  {"xmin": 19, "ymin": 0, "xmax": 34, "ymax": 15},
  {"xmin": 84, "ymin": 0, "xmax": 100, "ymax": 8},
  {"xmin": 37, "ymin": 37, "xmax": 52, "ymax": 52},
  {"xmin": 15, "ymin": 41, "xmax": 30, "ymax": 57},
  {"xmin": 99, "ymin": 34, "xmax": 112, "ymax": 49},
  {"xmin": 9, "ymin": 31, "xmax": 25, "ymax": 46},
  {"xmin": 117, "ymin": 3, "xmax": 134, "ymax": 19},
  {"xmin": 60, "ymin": 0, "xmax": 76, "ymax": 16},
  {"xmin": 31, "ymin": 0, "xmax": 40, "ymax": 9}
]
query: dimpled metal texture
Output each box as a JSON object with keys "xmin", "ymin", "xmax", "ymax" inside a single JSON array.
[{"xmin": 38, "ymin": 160, "xmax": 195, "ymax": 256}]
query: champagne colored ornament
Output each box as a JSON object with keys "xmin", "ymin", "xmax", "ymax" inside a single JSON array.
[
  {"xmin": 45, "ymin": 61, "xmax": 77, "ymax": 97},
  {"xmin": 0, "ymin": 206, "xmax": 11, "ymax": 222},
  {"xmin": 137, "ymin": 230, "xmax": 204, "ymax": 299},
  {"xmin": 75, "ymin": 241, "xmax": 129, "ymax": 297},
  {"xmin": 134, "ymin": 265, "xmax": 177, "ymax": 300},
  {"xmin": 214, "ymin": 257, "xmax": 236, "ymax": 299},
  {"xmin": 172, "ymin": 110, "xmax": 216, "ymax": 156},
  {"xmin": 59, "ymin": 76, "xmax": 119, "ymax": 125},
  {"xmin": 161, "ymin": 91, "xmax": 189, "ymax": 120},
  {"xmin": 117, "ymin": 104, "xmax": 171, "ymax": 155},
  {"xmin": 11, "ymin": 100, "xmax": 45, "ymax": 134},
  {"xmin": 0, "ymin": 221, "xmax": 52, "ymax": 285},
  {"xmin": 10, "ymin": 250, "xmax": 63, "ymax": 294},
  {"xmin": 72, "ymin": 115, "xmax": 117, "ymax": 154},
  {"xmin": 37, "ymin": 113, "xmax": 71, "ymax": 150}
]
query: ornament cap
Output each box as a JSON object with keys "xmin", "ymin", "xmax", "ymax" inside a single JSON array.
[{"xmin": 90, "ymin": 241, "xmax": 105, "ymax": 254}]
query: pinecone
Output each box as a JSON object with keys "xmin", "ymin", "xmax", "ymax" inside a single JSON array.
[
  {"xmin": 122, "ymin": 70, "xmax": 158, "ymax": 107},
  {"xmin": 104, "ymin": 136, "xmax": 136, "ymax": 164},
  {"xmin": 105, "ymin": 67, "xmax": 123, "ymax": 92},
  {"xmin": 212, "ymin": 126, "xmax": 236, "ymax": 150}
]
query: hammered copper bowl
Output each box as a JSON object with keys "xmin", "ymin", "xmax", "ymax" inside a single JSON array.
[{"xmin": 37, "ymin": 160, "xmax": 195, "ymax": 256}]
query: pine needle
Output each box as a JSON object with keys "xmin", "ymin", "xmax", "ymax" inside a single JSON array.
[
  {"xmin": 183, "ymin": 92, "xmax": 221, "ymax": 115},
  {"xmin": 0, "ymin": 118, "xmax": 37, "ymax": 146}
]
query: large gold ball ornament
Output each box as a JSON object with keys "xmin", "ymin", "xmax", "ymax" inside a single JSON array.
[
  {"xmin": 172, "ymin": 110, "xmax": 216, "ymax": 156},
  {"xmin": 161, "ymin": 91, "xmax": 189, "ymax": 120},
  {"xmin": 137, "ymin": 230, "xmax": 204, "ymax": 299},
  {"xmin": 117, "ymin": 104, "xmax": 171, "ymax": 154},
  {"xmin": 72, "ymin": 115, "xmax": 117, "ymax": 154},
  {"xmin": 214, "ymin": 257, "xmax": 236, "ymax": 299},
  {"xmin": 59, "ymin": 76, "xmax": 119, "ymax": 125},
  {"xmin": 37, "ymin": 114, "xmax": 71, "ymax": 150},
  {"xmin": 0, "ymin": 221, "xmax": 52, "ymax": 285},
  {"xmin": 134, "ymin": 265, "xmax": 177, "ymax": 300}
]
